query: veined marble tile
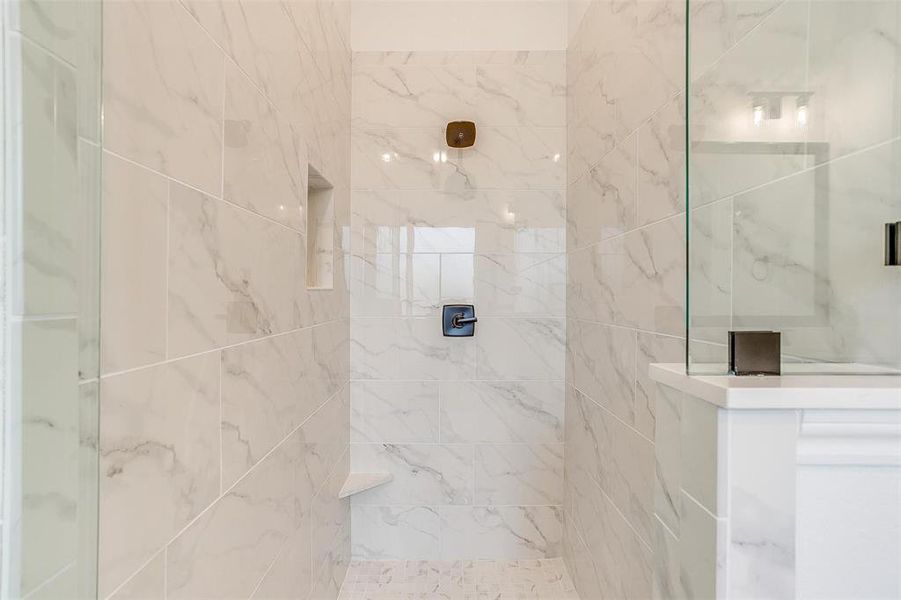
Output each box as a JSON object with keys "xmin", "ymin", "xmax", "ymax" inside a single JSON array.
[
  {"xmin": 563, "ymin": 514, "xmax": 603, "ymax": 600},
  {"xmin": 566, "ymin": 242, "xmax": 620, "ymax": 325},
  {"xmin": 567, "ymin": 320, "xmax": 637, "ymax": 427},
  {"xmin": 636, "ymin": 332, "xmax": 685, "ymax": 439},
  {"xmin": 296, "ymin": 386, "xmax": 350, "ymax": 501},
  {"xmin": 349, "ymin": 253, "xmax": 440, "ymax": 317},
  {"xmin": 653, "ymin": 515, "xmax": 683, "ymax": 600},
  {"xmin": 654, "ymin": 383, "xmax": 683, "ymax": 537},
  {"xmin": 350, "ymin": 381, "xmax": 439, "ymax": 443},
  {"xmin": 15, "ymin": 0, "xmax": 81, "ymax": 66},
  {"xmin": 312, "ymin": 450, "xmax": 351, "ymax": 582},
  {"xmin": 567, "ymin": 133, "xmax": 638, "ymax": 251},
  {"xmin": 167, "ymin": 182, "xmax": 302, "ymax": 357},
  {"xmin": 563, "ymin": 384, "xmax": 610, "ymax": 497},
  {"xmin": 353, "ymin": 50, "xmax": 564, "ymax": 67},
  {"xmin": 100, "ymin": 152, "xmax": 167, "ymax": 374},
  {"xmin": 165, "ymin": 436, "xmax": 294, "ymax": 599},
  {"xmin": 350, "ymin": 317, "xmax": 477, "ymax": 380},
  {"xmin": 474, "ymin": 444, "xmax": 564, "ymax": 505},
  {"xmin": 438, "ymin": 506, "xmax": 563, "ymax": 560},
  {"xmin": 689, "ymin": 199, "xmax": 732, "ymax": 347},
  {"xmin": 689, "ymin": 0, "xmax": 809, "ymax": 207},
  {"xmin": 474, "ymin": 62, "xmax": 566, "ymax": 127},
  {"xmin": 680, "ymin": 394, "xmax": 721, "ymax": 517},
  {"xmin": 351, "ymin": 506, "xmax": 441, "ymax": 560},
  {"xmin": 473, "ymin": 254, "xmax": 566, "ymax": 317},
  {"xmin": 17, "ymin": 39, "xmax": 79, "ymax": 316},
  {"xmin": 351, "ymin": 189, "xmax": 564, "ymax": 255},
  {"xmin": 807, "ymin": 1, "xmax": 901, "ymax": 165},
  {"xmin": 619, "ymin": 216, "xmax": 685, "ymax": 336},
  {"xmin": 251, "ymin": 512, "xmax": 313, "ymax": 600},
  {"xmin": 439, "ymin": 381, "xmax": 564, "ymax": 444},
  {"xmin": 638, "ymin": 93, "xmax": 685, "ymax": 226},
  {"xmin": 569, "ymin": 466, "xmax": 654, "ymax": 600},
  {"xmin": 99, "ymin": 353, "xmax": 220, "ymax": 597},
  {"xmin": 104, "ymin": 0, "xmax": 223, "ymax": 195},
  {"xmin": 439, "ymin": 254, "xmax": 475, "ymax": 302},
  {"xmin": 17, "ymin": 319, "xmax": 79, "ymax": 595},
  {"xmin": 224, "ymin": 60, "xmax": 307, "ymax": 231},
  {"xmin": 311, "ymin": 320, "xmax": 350, "ymax": 405},
  {"xmin": 220, "ymin": 329, "xmax": 320, "ymax": 489},
  {"xmin": 475, "ymin": 317, "xmax": 564, "ymax": 380},
  {"xmin": 351, "ymin": 126, "xmax": 565, "ymax": 191},
  {"xmin": 107, "ymin": 551, "xmax": 165, "ymax": 600},
  {"xmin": 688, "ymin": 0, "xmax": 783, "ymax": 80},
  {"xmin": 679, "ymin": 491, "xmax": 725, "ymax": 600},
  {"xmin": 350, "ymin": 444, "xmax": 473, "ymax": 506},
  {"xmin": 352, "ymin": 63, "xmax": 478, "ymax": 129}
]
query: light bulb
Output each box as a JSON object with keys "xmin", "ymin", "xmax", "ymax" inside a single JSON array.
[{"xmin": 753, "ymin": 104, "xmax": 765, "ymax": 128}]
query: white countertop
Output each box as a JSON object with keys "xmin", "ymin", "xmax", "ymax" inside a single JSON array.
[{"xmin": 649, "ymin": 363, "xmax": 901, "ymax": 410}]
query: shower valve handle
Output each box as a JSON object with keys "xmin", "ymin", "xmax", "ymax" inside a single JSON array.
[{"xmin": 452, "ymin": 314, "xmax": 478, "ymax": 328}]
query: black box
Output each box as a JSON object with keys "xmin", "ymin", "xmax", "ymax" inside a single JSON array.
[{"xmin": 728, "ymin": 331, "xmax": 781, "ymax": 376}]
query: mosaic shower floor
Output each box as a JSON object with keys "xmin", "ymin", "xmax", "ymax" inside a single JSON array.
[{"xmin": 338, "ymin": 558, "xmax": 580, "ymax": 600}]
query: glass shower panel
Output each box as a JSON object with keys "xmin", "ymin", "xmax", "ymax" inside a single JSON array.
[
  {"xmin": 2, "ymin": 0, "xmax": 102, "ymax": 597},
  {"xmin": 688, "ymin": 0, "xmax": 901, "ymax": 374}
]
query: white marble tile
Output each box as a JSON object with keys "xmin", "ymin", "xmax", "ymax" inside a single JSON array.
[
  {"xmin": 351, "ymin": 188, "xmax": 564, "ymax": 255},
  {"xmin": 312, "ymin": 450, "xmax": 351, "ymax": 583},
  {"xmin": 474, "ymin": 61, "xmax": 566, "ymax": 127},
  {"xmin": 100, "ymin": 152, "xmax": 167, "ymax": 374},
  {"xmin": 350, "ymin": 444, "xmax": 473, "ymax": 506},
  {"xmin": 352, "ymin": 63, "xmax": 478, "ymax": 129},
  {"xmin": 567, "ymin": 320, "xmax": 637, "ymax": 426},
  {"xmin": 653, "ymin": 516, "xmax": 684, "ymax": 600},
  {"xmin": 689, "ymin": 0, "xmax": 809, "ymax": 207},
  {"xmin": 565, "ymin": 242, "xmax": 619, "ymax": 325},
  {"xmin": 475, "ymin": 318, "xmax": 564, "ymax": 380},
  {"xmin": 636, "ymin": 333, "xmax": 686, "ymax": 439},
  {"xmin": 16, "ymin": 319, "xmax": 79, "ymax": 595},
  {"xmin": 619, "ymin": 216, "xmax": 685, "ymax": 336},
  {"xmin": 474, "ymin": 444, "xmax": 564, "ymax": 505},
  {"xmin": 165, "ymin": 437, "xmax": 294, "ymax": 599},
  {"xmin": 351, "ymin": 506, "xmax": 441, "ymax": 560},
  {"xmin": 473, "ymin": 254, "xmax": 565, "ymax": 317},
  {"xmin": 689, "ymin": 199, "xmax": 732, "ymax": 347},
  {"xmin": 350, "ymin": 317, "xmax": 477, "ymax": 380},
  {"xmin": 654, "ymin": 384, "xmax": 683, "ymax": 537},
  {"xmin": 351, "ymin": 126, "xmax": 565, "ymax": 191},
  {"xmin": 99, "ymin": 353, "xmax": 220, "ymax": 597},
  {"xmin": 439, "ymin": 254, "xmax": 475, "ymax": 302},
  {"xmin": 439, "ymin": 381, "xmax": 564, "ymax": 444},
  {"xmin": 567, "ymin": 133, "xmax": 638, "ymax": 251},
  {"xmin": 107, "ymin": 551, "xmax": 165, "ymax": 600},
  {"xmin": 806, "ymin": 1, "xmax": 900, "ymax": 164},
  {"xmin": 104, "ymin": 0, "xmax": 223, "ymax": 195},
  {"xmin": 17, "ymin": 40, "xmax": 79, "ymax": 316},
  {"xmin": 349, "ymin": 253, "xmax": 440, "ymax": 317},
  {"xmin": 220, "ymin": 329, "xmax": 322, "ymax": 489},
  {"xmin": 351, "ymin": 381, "xmax": 440, "ymax": 443},
  {"xmin": 167, "ymin": 182, "xmax": 302, "ymax": 357},
  {"xmin": 296, "ymin": 387, "xmax": 351, "ymax": 500},
  {"xmin": 439, "ymin": 506, "xmax": 563, "ymax": 560},
  {"xmin": 251, "ymin": 513, "xmax": 313, "ymax": 600},
  {"xmin": 224, "ymin": 60, "xmax": 307, "ymax": 231},
  {"xmin": 638, "ymin": 93, "xmax": 685, "ymax": 226},
  {"xmin": 680, "ymin": 394, "xmax": 720, "ymax": 516},
  {"xmin": 678, "ymin": 491, "xmax": 725, "ymax": 600}
]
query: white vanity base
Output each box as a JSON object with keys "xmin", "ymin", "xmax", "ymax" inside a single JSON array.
[{"xmin": 649, "ymin": 364, "xmax": 901, "ymax": 600}]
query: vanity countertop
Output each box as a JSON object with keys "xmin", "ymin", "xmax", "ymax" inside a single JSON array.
[{"xmin": 649, "ymin": 363, "xmax": 901, "ymax": 410}]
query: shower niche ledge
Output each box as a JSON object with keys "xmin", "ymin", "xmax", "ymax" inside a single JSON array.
[
  {"xmin": 649, "ymin": 363, "xmax": 901, "ymax": 600},
  {"xmin": 338, "ymin": 472, "xmax": 393, "ymax": 499}
]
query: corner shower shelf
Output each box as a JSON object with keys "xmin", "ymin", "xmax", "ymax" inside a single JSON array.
[{"xmin": 338, "ymin": 472, "xmax": 393, "ymax": 499}]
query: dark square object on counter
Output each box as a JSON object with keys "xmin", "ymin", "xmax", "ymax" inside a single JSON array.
[{"xmin": 728, "ymin": 331, "xmax": 781, "ymax": 376}]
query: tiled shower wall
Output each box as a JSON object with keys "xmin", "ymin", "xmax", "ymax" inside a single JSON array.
[
  {"xmin": 97, "ymin": 1, "xmax": 351, "ymax": 598},
  {"xmin": 349, "ymin": 51, "xmax": 567, "ymax": 560},
  {"xmin": 563, "ymin": 0, "xmax": 686, "ymax": 597}
]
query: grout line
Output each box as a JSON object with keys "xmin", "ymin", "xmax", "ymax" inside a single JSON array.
[
  {"xmin": 568, "ymin": 381, "xmax": 654, "ymax": 447},
  {"xmin": 102, "ymin": 148, "xmax": 306, "ymax": 235},
  {"xmin": 100, "ymin": 318, "xmax": 347, "ymax": 380}
]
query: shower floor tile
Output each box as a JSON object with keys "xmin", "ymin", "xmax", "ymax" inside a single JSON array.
[{"xmin": 338, "ymin": 558, "xmax": 580, "ymax": 600}]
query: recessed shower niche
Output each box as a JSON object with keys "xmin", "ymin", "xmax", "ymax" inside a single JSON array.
[{"xmin": 306, "ymin": 164, "xmax": 334, "ymax": 290}]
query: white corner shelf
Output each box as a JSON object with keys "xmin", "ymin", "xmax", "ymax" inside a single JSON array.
[{"xmin": 338, "ymin": 472, "xmax": 393, "ymax": 499}]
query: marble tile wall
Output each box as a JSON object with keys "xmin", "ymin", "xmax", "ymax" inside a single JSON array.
[
  {"xmin": 2, "ymin": 0, "xmax": 102, "ymax": 596},
  {"xmin": 688, "ymin": 0, "xmax": 901, "ymax": 370},
  {"xmin": 349, "ymin": 50, "xmax": 567, "ymax": 561},
  {"xmin": 563, "ymin": 0, "xmax": 686, "ymax": 597},
  {"xmin": 97, "ymin": 0, "xmax": 351, "ymax": 598}
]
